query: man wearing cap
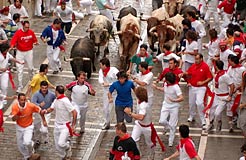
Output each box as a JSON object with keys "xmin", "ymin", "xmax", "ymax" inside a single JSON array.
[{"xmin": 217, "ymin": 40, "xmax": 236, "ymax": 70}]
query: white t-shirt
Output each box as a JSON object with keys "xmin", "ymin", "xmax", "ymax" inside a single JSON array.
[
  {"xmin": 156, "ymin": 52, "xmax": 180, "ymax": 70},
  {"xmin": 137, "ymin": 71, "xmax": 154, "ymax": 98},
  {"xmin": 0, "ymin": 28, "xmax": 7, "ymax": 40},
  {"xmin": 206, "ymin": 39, "xmax": 220, "ymax": 57},
  {"xmin": 239, "ymin": 156, "xmax": 245, "ymax": 160},
  {"xmin": 98, "ymin": 67, "xmax": 119, "ymax": 92},
  {"xmin": 227, "ymin": 66, "xmax": 246, "ymax": 89},
  {"xmin": 137, "ymin": 101, "xmax": 152, "ymax": 125},
  {"xmin": 52, "ymin": 28, "xmax": 58, "ymax": 44},
  {"xmin": 0, "ymin": 51, "xmax": 13, "ymax": 69},
  {"xmin": 9, "ymin": 4, "xmax": 29, "ymax": 19},
  {"xmin": 162, "ymin": 83, "xmax": 182, "ymax": 109},
  {"xmin": 214, "ymin": 73, "xmax": 233, "ymax": 94},
  {"xmin": 191, "ymin": 20, "xmax": 206, "ymax": 38},
  {"xmin": 220, "ymin": 49, "xmax": 236, "ymax": 70},
  {"xmin": 51, "ymin": 97, "xmax": 75, "ymax": 124},
  {"xmin": 183, "ymin": 40, "xmax": 198, "ymax": 63},
  {"xmin": 0, "ymin": 13, "xmax": 12, "ymax": 21},
  {"xmin": 71, "ymin": 84, "xmax": 90, "ymax": 107},
  {"xmin": 54, "ymin": 6, "xmax": 73, "ymax": 23}
]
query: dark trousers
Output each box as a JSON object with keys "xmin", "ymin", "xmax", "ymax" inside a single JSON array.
[
  {"xmin": 115, "ymin": 106, "xmax": 132, "ymax": 123},
  {"xmin": 61, "ymin": 22, "xmax": 72, "ymax": 34}
]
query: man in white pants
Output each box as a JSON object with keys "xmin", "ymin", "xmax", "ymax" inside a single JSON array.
[
  {"xmin": 31, "ymin": 81, "xmax": 56, "ymax": 147},
  {"xmin": 206, "ymin": 60, "xmax": 234, "ymax": 132},
  {"xmin": 133, "ymin": 62, "xmax": 154, "ymax": 109},
  {"xmin": 95, "ymin": 0, "xmax": 117, "ymax": 21},
  {"xmin": 182, "ymin": 54, "xmax": 213, "ymax": 129},
  {"xmin": 44, "ymin": 85, "xmax": 77, "ymax": 159},
  {"xmin": 203, "ymin": 0, "xmax": 220, "ymax": 29},
  {"xmin": 11, "ymin": 93, "xmax": 46, "ymax": 160},
  {"xmin": 10, "ymin": 21, "xmax": 38, "ymax": 93},
  {"xmin": 0, "ymin": 43, "xmax": 24, "ymax": 96},
  {"xmin": 98, "ymin": 57, "xmax": 118, "ymax": 130},
  {"xmin": 44, "ymin": 0, "xmax": 57, "ymax": 14},
  {"xmin": 77, "ymin": 0, "xmax": 99, "ymax": 15},
  {"xmin": 41, "ymin": 18, "xmax": 66, "ymax": 74},
  {"xmin": 153, "ymin": 72, "xmax": 184, "ymax": 147},
  {"xmin": 66, "ymin": 71, "xmax": 96, "ymax": 134},
  {"xmin": 35, "ymin": 0, "xmax": 44, "ymax": 17}
]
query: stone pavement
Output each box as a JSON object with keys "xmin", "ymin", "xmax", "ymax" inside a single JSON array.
[{"xmin": 0, "ymin": 0, "xmax": 245, "ymax": 159}]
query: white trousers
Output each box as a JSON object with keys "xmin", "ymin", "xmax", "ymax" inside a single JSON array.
[
  {"xmin": 47, "ymin": 46, "xmax": 61, "ymax": 72},
  {"xmin": 79, "ymin": 0, "xmax": 93, "ymax": 13},
  {"xmin": 197, "ymin": 38, "xmax": 203, "ymax": 54},
  {"xmin": 35, "ymin": 0, "xmax": 43, "ymax": 16},
  {"xmin": 33, "ymin": 113, "xmax": 51, "ymax": 143},
  {"xmin": 54, "ymin": 123, "xmax": 70, "ymax": 158},
  {"xmin": 159, "ymin": 107, "xmax": 179, "ymax": 145},
  {"xmin": 16, "ymin": 124, "xmax": 34, "ymax": 160},
  {"xmin": 221, "ymin": 13, "xmax": 233, "ymax": 28},
  {"xmin": 189, "ymin": 86, "xmax": 206, "ymax": 124},
  {"xmin": 44, "ymin": 0, "xmax": 57, "ymax": 12},
  {"xmin": 209, "ymin": 95, "xmax": 232, "ymax": 121},
  {"xmin": 204, "ymin": 9, "xmax": 220, "ymax": 29},
  {"xmin": 103, "ymin": 89, "xmax": 115, "ymax": 124},
  {"xmin": 0, "ymin": 72, "xmax": 9, "ymax": 95},
  {"xmin": 99, "ymin": 9, "xmax": 113, "ymax": 22},
  {"xmin": 72, "ymin": 102, "xmax": 88, "ymax": 132},
  {"xmin": 132, "ymin": 120, "xmax": 153, "ymax": 148},
  {"xmin": 16, "ymin": 50, "xmax": 34, "ymax": 88}
]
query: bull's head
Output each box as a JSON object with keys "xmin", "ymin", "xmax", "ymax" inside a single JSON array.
[{"xmin": 87, "ymin": 27, "xmax": 109, "ymax": 45}]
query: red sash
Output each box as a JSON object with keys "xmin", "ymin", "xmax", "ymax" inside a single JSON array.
[
  {"xmin": 66, "ymin": 122, "xmax": 80, "ymax": 137},
  {"xmin": 203, "ymin": 86, "xmax": 214, "ymax": 117},
  {"xmin": 138, "ymin": 122, "xmax": 166, "ymax": 152},
  {"xmin": 0, "ymin": 109, "xmax": 4, "ymax": 132},
  {"xmin": 215, "ymin": 70, "xmax": 226, "ymax": 88},
  {"xmin": 8, "ymin": 69, "xmax": 16, "ymax": 90},
  {"xmin": 231, "ymin": 93, "xmax": 242, "ymax": 115}
]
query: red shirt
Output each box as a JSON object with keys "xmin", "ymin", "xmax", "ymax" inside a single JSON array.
[
  {"xmin": 10, "ymin": 29, "xmax": 37, "ymax": 51},
  {"xmin": 158, "ymin": 67, "xmax": 183, "ymax": 84},
  {"xmin": 187, "ymin": 61, "xmax": 213, "ymax": 87},
  {"xmin": 218, "ymin": 0, "xmax": 236, "ymax": 14}
]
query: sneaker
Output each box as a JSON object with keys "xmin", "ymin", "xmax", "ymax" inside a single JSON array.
[
  {"xmin": 202, "ymin": 124, "xmax": 206, "ymax": 130},
  {"xmin": 207, "ymin": 123, "xmax": 214, "ymax": 132},
  {"xmin": 229, "ymin": 127, "xmax": 234, "ymax": 133},
  {"xmin": 33, "ymin": 140, "xmax": 40, "ymax": 151},
  {"xmin": 229, "ymin": 121, "xmax": 234, "ymax": 133},
  {"xmin": 216, "ymin": 121, "xmax": 222, "ymax": 132},
  {"xmin": 80, "ymin": 130, "xmax": 85, "ymax": 135},
  {"xmin": 168, "ymin": 142, "xmax": 173, "ymax": 147},
  {"xmin": 52, "ymin": 71, "xmax": 59, "ymax": 74},
  {"xmin": 187, "ymin": 117, "xmax": 193, "ymax": 122},
  {"xmin": 65, "ymin": 144, "xmax": 72, "ymax": 159},
  {"xmin": 16, "ymin": 87, "xmax": 23, "ymax": 93},
  {"xmin": 59, "ymin": 67, "xmax": 63, "ymax": 72},
  {"xmin": 102, "ymin": 123, "xmax": 110, "ymax": 130}
]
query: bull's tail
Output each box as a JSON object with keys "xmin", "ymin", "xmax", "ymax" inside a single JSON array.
[{"xmin": 110, "ymin": 31, "xmax": 118, "ymax": 45}]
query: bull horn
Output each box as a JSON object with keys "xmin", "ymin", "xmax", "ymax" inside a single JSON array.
[
  {"xmin": 154, "ymin": 32, "xmax": 158, "ymax": 37},
  {"xmin": 149, "ymin": 26, "xmax": 157, "ymax": 33},
  {"xmin": 103, "ymin": 28, "xmax": 108, "ymax": 32},
  {"xmin": 82, "ymin": 57, "xmax": 91, "ymax": 61},
  {"xmin": 134, "ymin": 33, "xmax": 142, "ymax": 40},
  {"xmin": 114, "ymin": 31, "xmax": 123, "ymax": 35},
  {"xmin": 64, "ymin": 57, "xmax": 73, "ymax": 62},
  {"xmin": 113, "ymin": 17, "xmax": 120, "ymax": 21},
  {"xmin": 86, "ymin": 28, "xmax": 96, "ymax": 32}
]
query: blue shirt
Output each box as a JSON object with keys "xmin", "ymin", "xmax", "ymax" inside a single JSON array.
[
  {"xmin": 31, "ymin": 90, "xmax": 56, "ymax": 110},
  {"xmin": 109, "ymin": 80, "xmax": 135, "ymax": 107}
]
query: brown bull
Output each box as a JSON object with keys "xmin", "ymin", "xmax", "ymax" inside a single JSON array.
[
  {"xmin": 163, "ymin": 0, "xmax": 184, "ymax": 17},
  {"xmin": 114, "ymin": 13, "xmax": 141, "ymax": 70}
]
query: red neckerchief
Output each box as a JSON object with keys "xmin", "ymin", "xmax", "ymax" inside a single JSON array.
[
  {"xmin": 215, "ymin": 70, "xmax": 226, "ymax": 88},
  {"xmin": 190, "ymin": 18, "xmax": 196, "ymax": 22},
  {"xmin": 180, "ymin": 137, "xmax": 192, "ymax": 148},
  {"xmin": 137, "ymin": 52, "xmax": 149, "ymax": 57},
  {"xmin": 57, "ymin": 94, "xmax": 66, "ymax": 99},
  {"xmin": 2, "ymin": 51, "xmax": 7, "ymax": 59},
  {"xmin": 164, "ymin": 51, "xmax": 172, "ymax": 56},
  {"xmin": 51, "ymin": 25, "xmax": 58, "ymax": 31},
  {"xmin": 103, "ymin": 67, "xmax": 110, "ymax": 77},
  {"xmin": 14, "ymin": 4, "xmax": 21, "ymax": 9},
  {"xmin": 210, "ymin": 38, "xmax": 217, "ymax": 44},
  {"xmin": 231, "ymin": 64, "xmax": 242, "ymax": 68},
  {"xmin": 142, "ymin": 69, "xmax": 150, "ymax": 75},
  {"xmin": 118, "ymin": 133, "xmax": 131, "ymax": 142}
]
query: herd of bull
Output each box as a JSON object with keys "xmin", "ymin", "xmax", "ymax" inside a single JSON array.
[{"xmin": 65, "ymin": 4, "xmax": 199, "ymax": 79}]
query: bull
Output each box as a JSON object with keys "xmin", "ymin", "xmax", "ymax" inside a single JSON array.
[
  {"xmin": 163, "ymin": 0, "xmax": 184, "ymax": 17},
  {"xmin": 87, "ymin": 15, "xmax": 113, "ymax": 57},
  {"xmin": 116, "ymin": 5, "xmax": 137, "ymax": 31},
  {"xmin": 141, "ymin": 5, "xmax": 169, "ymax": 52},
  {"xmin": 152, "ymin": 0, "xmax": 164, "ymax": 10},
  {"xmin": 114, "ymin": 13, "xmax": 141, "ymax": 70},
  {"xmin": 65, "ymin": 37, "xmax": 96, "ymax": 79},
  {"xmin": 149, "ymin": 14, "xmax": 184, "ymax": 52}
]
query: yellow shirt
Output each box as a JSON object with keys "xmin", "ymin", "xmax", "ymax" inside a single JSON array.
[{"xmin": 30, "ymin": 73, "xmax": 51, "ymax": 94}]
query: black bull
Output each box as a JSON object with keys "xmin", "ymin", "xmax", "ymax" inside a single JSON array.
[{"xmin": 67, "ymin": 37, "xmax": 96, "ymax": 79}]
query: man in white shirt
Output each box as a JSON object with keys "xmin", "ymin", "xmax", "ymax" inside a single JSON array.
[
  {"xmin": 203, "ymin": 0, "xmax": 220, "ymax": 29},
  {"xmin": 186, "ymin": 11, "xmax": 206, "ymax": 53},
  {"xmin": 65, "ymin": 71, "xmax": 96, "ymax": 134},
  {"xmin": 133, "ymin": 62, "xmax": 154, "ymax": 109},
  {"xmin": 98, "ymin": 57, "xmax": 119, "ymax": 130},
  {"xmin": 53, "ymin": 1, "xmax": 76, "ymax": 34},
  {"xmin": 218, "ymin": 40, "xmax": 236, "ymax": 70},
  {"xmin": 9, "ymin": 0, "xmax": 29, "ymax": 19},
  {"xmin": 44, "ymin": 85, "xmax": 77, "ymax": 159}
]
